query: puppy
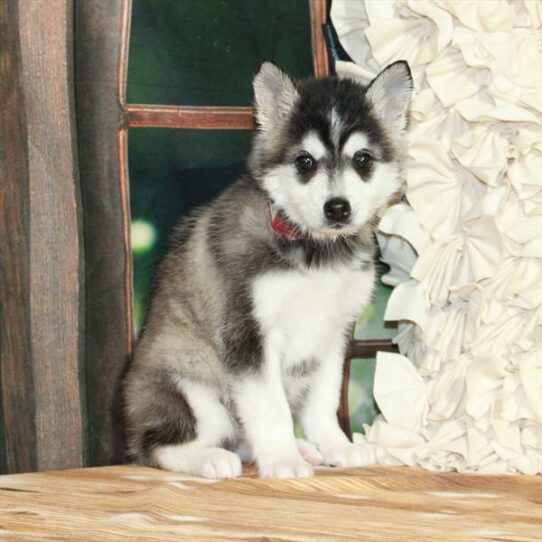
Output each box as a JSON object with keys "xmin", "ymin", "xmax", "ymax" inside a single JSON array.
[{"xmin": 123, "ymin": 61, "xmax": 412, "ymax": 479}]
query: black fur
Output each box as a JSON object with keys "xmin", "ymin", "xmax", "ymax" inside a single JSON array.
[
  {"xmin": 255, "ymin": 76, "xmax": 394, "ymax": 174},
  {"xmin": 125, "ymin": 369, "xmax": 197, "ymax": 462}
]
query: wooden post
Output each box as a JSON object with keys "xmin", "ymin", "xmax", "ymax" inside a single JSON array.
[
  {"xmin": 0, "ymin": 0, "xmax": 85, "ymax": 472},
  {"xmin": 74, "ymin": 0, "xmax": 133, "ymax": 466},
  {"xmin": 310, "ymin": 0, "xmax": 330, "ymax": 77}
]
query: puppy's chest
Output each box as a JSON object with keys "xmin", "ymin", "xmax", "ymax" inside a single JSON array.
[{"xmin": 252, "ymin": 266, "xmax": 375, "ymax": 365}]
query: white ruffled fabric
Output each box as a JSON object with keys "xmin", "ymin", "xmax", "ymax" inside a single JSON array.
[{"xmin": 332, "ymin": 0, "xmax": 542, "ymax": 474}]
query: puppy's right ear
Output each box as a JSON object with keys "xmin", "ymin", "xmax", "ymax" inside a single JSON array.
[{"xmin": 253, "ymin": 62, "xmax": 299, "ymax": 132}]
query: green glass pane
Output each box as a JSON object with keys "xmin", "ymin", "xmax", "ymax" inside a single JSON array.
[
  {"xmin": 127, "ymin": 0, "xmax": 314, "ymax": 106},
  {"xmin": 350, "ymin": 268, "xmax": 395, "ymax": 433},
  {"xmin": 129, "ymin": 128, "xmax": 252, "ymax": 330},
  {"xmin": 354, "ymin": 267, "xmax": 396, "ymax": 340},
  {"xmin": 349, "ymin": 358, "xmax": 378, "ymax": 434}
]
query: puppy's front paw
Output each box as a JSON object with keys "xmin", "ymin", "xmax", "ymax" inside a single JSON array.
[
  {"xmin": 296, "ymin": 438, "xmax": 324, "ymax": 466},
  {"xmin": 320, "ymin": 443, "xmax": 369, "ymax": 468},
  {"xmin": 258, "ymin": 453, "xmax": 314, "ymax": 479},
  {"xmin": 196, "ymin": 448, "xmax": 242, "ymax": 479}
]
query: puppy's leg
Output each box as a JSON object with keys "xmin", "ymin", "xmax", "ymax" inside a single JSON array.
[
  {"xmin": 152, "ymin": 380, "xmax": 241, "ymax": 479},
  {"xmin": 126, "ymin": 369, "xmax": 241, "ymax": 479},
  {"xmin": 300, "ymin": 340, "xmax": 370, "ymax": 468},
  {"xmin": 233, "ymin": 334, "xmax": 312, "ymax": 479}
]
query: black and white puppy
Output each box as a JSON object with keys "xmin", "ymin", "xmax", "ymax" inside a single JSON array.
[{"xmin": 123, "ymin": 61, "xmax": 412, "ymax": 479}]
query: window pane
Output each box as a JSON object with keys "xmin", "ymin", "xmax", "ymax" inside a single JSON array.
[
  {"xmin": 349, "ymin": 358, "xmax": 378, "ymax": 433},
  {"xmin": 129, "ymin": 128, "xmax": 252, "ymax": 329},
  {"xmin": 127, "ymin": 0, "xmax": 314, "ymax": 106},
  {"xmin": 354, "ymin": 271, "xmax": 396, "ymax": 340}
]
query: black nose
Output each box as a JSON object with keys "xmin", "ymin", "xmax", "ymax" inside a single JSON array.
[{"xmin": 324, "ymin": 198, "xmax": 351, "ymax": 222}]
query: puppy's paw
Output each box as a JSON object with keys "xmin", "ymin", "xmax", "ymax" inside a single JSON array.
[
  {"xmin": 296, "ymin": 438, "xmax": 324, "ymax": 466},
  {"xmin": 196, "ymin": 448, "xmax": 242, "ymax": 479},
  {"xmin": 258, "ymin": 453, "xmax": 314, "ymax": 479},
  {"xmin": 320, "ymin": 443, "xmax": 369, "ymax": 468}
]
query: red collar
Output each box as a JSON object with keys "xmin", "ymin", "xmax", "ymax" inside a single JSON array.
[{"xmin": 267, "ymin": 202, "xmax": 307, "ymax": 242}]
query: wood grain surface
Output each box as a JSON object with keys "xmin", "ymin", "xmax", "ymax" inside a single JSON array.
[
  {"xmin": 0, "ymin": 0, "xmax": 85, "ymax": 473},
  {"xmin": 310, "ymin": 0, "xmax": 330, "ymax": 77},
  {"xmin": 125, "ymin": 104, "xmax": 255, "ymax": 130},
  {"xmin": 74, "ymin": 0, "xmax": 132, "ymax": 467},
  {"xmin": 0, "ymin": 0, "xmax": 37, "ymax": 474},
  {"xmin": 1, "ymin": 465, "xmax": 540, "ymax": 541},
  {"xmin": 19, "ymin": 0, "xmax": 85, "ymax": 474}
]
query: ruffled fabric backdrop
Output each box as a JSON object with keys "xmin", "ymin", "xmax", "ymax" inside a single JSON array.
[{"xmin": 331, "ymin": 0, "xmax": 541, "ymax": 474}]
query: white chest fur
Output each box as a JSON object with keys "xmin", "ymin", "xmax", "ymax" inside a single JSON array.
[{"xmin": 252, "ymin": 266, "xmax": 375, "ymax": 368}]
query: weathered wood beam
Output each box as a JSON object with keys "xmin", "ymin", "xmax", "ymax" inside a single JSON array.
[
  {"xmin": 74, "ymin": 0, "xmax": 133, "ymax": 466},
  {"xmin": 348, "ymin": 339, "xmax": 399, "ymax": 359},
  {"xmin": 0, "ymin": 0, "xmax": 85, "ymax": 473},
  {"xmin": 310, "ymin": 0, "xmax": 330, "ymax": 77},
  {"xmin": 125, "ymin": 104, "xmax": 254, "ymax": 130}
]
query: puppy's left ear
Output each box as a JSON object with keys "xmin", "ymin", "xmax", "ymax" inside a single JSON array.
[
  {"xmin": 253, "ymin": 62, "xmax": 299, "ymax": 132},
  {"xmin": 366, "ymin": 61, "xmax": 413, "ymax": 133}
]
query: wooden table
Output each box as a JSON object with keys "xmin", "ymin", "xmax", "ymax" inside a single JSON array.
[{"xmin": 1, "ymin": 465, "xmax": 540, "ymax": 541}]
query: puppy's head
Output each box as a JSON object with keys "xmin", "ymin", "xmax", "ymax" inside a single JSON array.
[{"xmin": 249, "ymin": 61, "xmax": 412, "ymax": 240}]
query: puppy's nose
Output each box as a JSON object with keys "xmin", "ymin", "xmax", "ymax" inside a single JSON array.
[{"xmin": 324, "ymin": 198, "xmax": 351, "ymax": 222}]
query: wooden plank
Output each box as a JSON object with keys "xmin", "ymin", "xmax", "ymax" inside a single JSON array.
[
  {"xmin": 0, "ymin": 0, "xmax": 38, "ymax": 474},
  {"xmin": 74, "ymin": 0, "xmax": 132, "ymax": 466},
  {"xmin": 310, "ymin": 0, "xmax": 330, "ymax": 77},
  {"xmin": 0, "ymin": 0, "xmax": 85, "ymax": 473},
  {"xmin": 117, "ymin": 0, "xmax": 132, "ymax": 106},
  {"xmin": 348, "ymin": 339, "xmax": 399, "ymax": 358},
  {"xmin": 125, "ymin": 104, "xmax": 254, "ymax": 130},
  {"xmin": 338, "ymin": 357, "xmax": 352, "ymax": 439},
  {"xmin": 19, "ymin": 0, "xmax": 85, "ymax": 473},
  {"xmin": 1, "ymin": 465, "xmax": 540, "ymax": 541}
]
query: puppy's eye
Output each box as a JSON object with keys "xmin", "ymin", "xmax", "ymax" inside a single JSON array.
[
  {"xmin": 353, "ymin": 151, "xmax": 374, "ymax": 173},
  {"xmin": 295, "ymin": 154, "xmax": 316, "ymax": 173}
]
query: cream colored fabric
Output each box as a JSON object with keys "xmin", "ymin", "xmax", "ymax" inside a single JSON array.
[{"xmin": 332, "ymin": 0, "xmax": 541, "ymax": 474}]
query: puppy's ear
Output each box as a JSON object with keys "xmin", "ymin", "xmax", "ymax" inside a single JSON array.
[
  {"xmin": 366, "ymin": 61, "xmax": 413, "ymax": 133},
  {"xmin": 253, "ymin": 62, "xmax": 299, "ymax": 132}
]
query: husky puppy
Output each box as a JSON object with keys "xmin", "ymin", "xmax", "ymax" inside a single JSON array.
[{"xmin": 123, "ymin": 61, "xmax": 412, "ymax": 479}]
